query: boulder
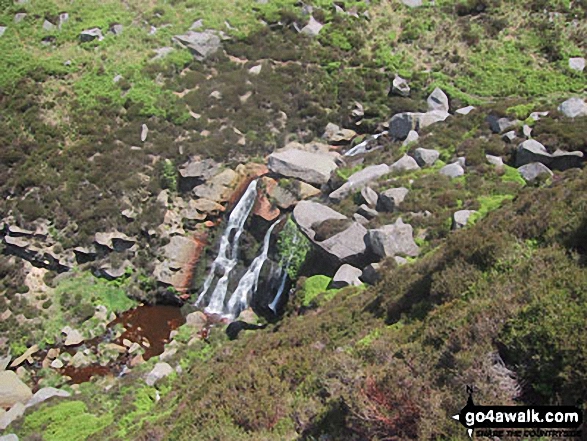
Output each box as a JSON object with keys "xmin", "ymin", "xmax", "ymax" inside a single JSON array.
[
  {"xmin": 0, "ymin": 355, "xmax": 10, "ymax": 371},
  {"xmin": 0, "ymin": 27, "xmax": 6, "ymax": 38},
  {"xmin": 377, "ymin": 187, "xmax": 409, "ymax": 212},
  {"xmin": 322, "ymin": 122, "xmax": 356, "ymax": 143},
  {"xmin": 110, "ymin": 23, "xmax": 123, "ymax": 35},
  {"xmin": 389, "ymin": 155, "xmax": 420, "ymax": 174},
  {"xmin": 368, "ymin": 218, "xmax": 419, "ymax": 258},
  {"xmin": 502, "ymin": 130, "xmax": 517, "ymax": 143},
  {"xmin": 293, "ymin": 201, "xmax": 347, "ymax": 237},
  {"xmin": 389, "ymin": 112, "xmax": 418, "ymax": 140},
  {"xmin": 331, "ymin": 264, "xmax": 362, "ymax": 288},
  {"xmin": 191, "ymin": 198, "xmax": 224, "ymax": 215},
  {"xmin": 558, "ymin": 97, "xmax": 587, "ymax": 118},
  {"xmin": 486, "ymin": 154, "xmax": 504, "ymax": 168},
  {"xmin": 392, "ymin": 75, "xmax": 410, "ymax": 97},
  {"xmin": 515, "ymin": 140, "xmax": 551, "ymax": 167},
  {"xmin": 550, "ymin": 149, "xmax": 584, "ymax": 171},
  {"xmin": 99, "ymin": 260, "xmax": 131, "ymax": 280},
  {"xmin": 522, "ymin": 124, "xmax": 532, "ymax": 138},
  {"xmin": 14, "ymin": 13, "xmax": 27, "ymax": 23},
  {"xmin": 413, "ymin": 148, "xmax": 439, "ymax": 167},
  {"xmin": 145, "ymin": 362, "xmax": 174, "ymax": 386},
  {"xmin": 248, "ymin": 64, "xmax": 262, "ymax": 75},
  {"xmin": 357, "ymin": 204, "xmax": 378, "ymax": 219},
  {"xmin": 569, "ymin": 57, "xmax": 585, "ymax": 72},
  {"xmin": 0, "ymin": 402, "xmax": 25, "ymax": 431},
  {"xmin": 402, "ymin": 0, "xmax": 423, "ymax": 7},
  {"xmin": 301, "ymin": 16, "xmax": 323, "ymax": 36},
  {"xmin": 26, "ymin": 387, "xmax": 70, "ymax": 408},
  {"xmin": 94, "ymin": 231, "xmax": 136, "ymax": 252},
  {"xmin": 487, "ymin": 115, "xmax": 519, "ymax": 134},
  {"xmin": 80, "ymin": 28, "xmax": 104, "ymax": 42},
  {"xmin": 0, "ymin": 434, "xmax": 19, "ymax": 441},
  {"xmin": 518, "ymin": 162, "xmax": 553, "ymax": 183},
  {"xmin": 361, "ymin": 187, "xmax": 378, "ymax": 208},
  {"xmin": 186, "ymin": 311, "xmax": 207, "ymax": 329},
  {"xmin": 452, "ymin": 210, "xmax": 477, "ymax": 230},
  {"xmin": 360, "ymin": 263, "xmax": 381, "ymax": 284},
  {"xmin": 140, "ymin": 124, "xmax": 148, "ymax": 142},
  {"xmin": 402, "ymin": 130, "xmax": 419, "ymax": 147},
  {"xmin": 173, "ymin": 30, "xmax": 222, "ymax": 61},
  {"xmin": 427, "ymin": 87, "xmax": 449, "ymax": 113},
  {"xmin": 42, "ymin": 20, "xmax": 56, "ymax": 31},
  {"xmin": 63, "ymin": 328, "xmax": 84, "ymax": 346},
  {"xmin": 179, "ymin": 157, "xmax": 219, "ymax": 188},
  {"xmin": 268, "ymin": 149, "xmax": 338, "ymax": 185},
  {"xmin": 418, "ymin": 110, "xmax": 450, "ymax": 129},
  {"xmin": 329, "ymin": 164, "xmax": 389, "ymax": 201},
  {"xmin": 456, "ymin": 106, "xmax": 475, "ymax": 115},
  {"xmin": 162, "ymin": 236, "xmax": 198, "ymax": 271},
  {"xmin": 439, "ymin": 162, "xmax": 464, "ymax": 178},
  {"xmin": 529, "ymin": 111, "xmax": 549, "ymax": 122},
  {"xmin": 193, "ymin": 168, "xmax": 238, "ymax": 203},
  {"xmin": 9, "ymin": 345, "xmax": 38, "ymax": 368},
  {"xmin": 353, "ymin": 213, "xmax": 370, "ymax": 225},
  {"xmin": 0, "ymin": 371, "xmax": 32, "ymax": 408}
]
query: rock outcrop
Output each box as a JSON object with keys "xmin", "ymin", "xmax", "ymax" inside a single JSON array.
[
  {"xmin": 268, "ymin": 149, "xmax": 338, "ymax": 185},
  {"xmin": 329, "ymin": 164, "xmax": 389, "ymax": 202},
  {"xmin": 368, "ymin": 218, "xmax": 419, "ymax": 258}
]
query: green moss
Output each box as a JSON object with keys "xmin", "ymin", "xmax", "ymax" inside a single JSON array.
[
  {"xmin": 468, "ymin": 194, "xmax": 514, "ymax": 225},
  {"xmin": 302, "ymin": 275, "xmax": 335, "ymax": 306},
  {"xmin": 22, "ymin": 400, "xmax": 112, "ymax": 441},
  {"xmin": 501, "ymin": 165, "xmax": 526, "ymax": 186}
]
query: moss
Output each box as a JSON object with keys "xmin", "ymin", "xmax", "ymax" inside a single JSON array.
[{"xmin": 301, "ymin": 275, "xmax": 335, "ymax": 306}]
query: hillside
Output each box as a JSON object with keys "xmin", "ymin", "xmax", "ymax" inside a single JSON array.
[{"xmin": 0, "ymin": 0, "xmax": 586, "ymax": 439}]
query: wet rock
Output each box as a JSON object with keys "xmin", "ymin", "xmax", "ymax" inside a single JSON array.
[
  {"xmin": 427, "ymin": 87, "xmax": 449, "ymax": 113},
  {"xmin": 253, "ymin": 193, "xmax": 280, "ymax": 221},
  {"xmin": 452, "ymin": 210, "xmax": 477, "ymax": 230},
  {"xmin": 487, "ymin": 115, "xmax": 519, "ymax": 134},
  {"xmin": 558, "ymin": 97, "xmax": 587, "ymax": 118},
  {"xmin": 390, "ymin": 155, "xmax": 420, "ymax": 174},
  {"xmin": 377, "ymin": 187, "xmax": 409, "ymax": 212},
  {"xmin": 0, "ymin": 371, "xmax": 32, "ymax": 408},
  {"xmin": 173, "ymin": 30, "xmax": 222, "ymax": 61},
  {"xmin": 439, "ymin": 162, "xmax": 465, "ymax": 178},
  {"xmin": 331, "ymin": 264, "xmax": 362, "ymax": 288},
  {"xmin": 402, "ymin": 130, "xmax": 419, "ymax": 146},
  {"xmin": 368, "ymin": 218, "xmax": 420, "ymax": 258},
  {"xmin": 80, "ymin": 28, "xmax": 104, "ymax": 42},
  {"xmin": 361, "ymin": 187, "xmax": 378, "ymax": 208},
  {"xmin": 268, "ymin": 149, "xmax": 338, "ymax": 185},
  {"xmin": 301, "ymin": 16, "xmax": 323, "ymax": 36},
  {"xmin": 456, "ymin": 106, "xmax": 475, "ymax": 115},
  {"xmin": 145, "ymin": 362, "xmax": 174, "ymax": 386},
  {"xmin": 26, "ymin": 387, "xmax": 70, "ymax": 408},
  {"xmin": 413, "ymin": 147, "xmax": 439, "ymax": 167},
  {"xmin": 0, "ymin": 402, "xmax": 25, "ymax": 430},
  {"xmin": 329, "ymin": 164, "xmax": 390, "ymax": 202},
  {"xmin": 360, "ymin": 263, "xmax": 381, "ymax": 284},
  {"xmin": 518, "ymin": 162, "xmax": 553, "ymax": 183},
  {"xmin": 569, "ymin": 57, "xmax": 585, "ymax": 72},
  {"xmin": 391, "ymin": 75, "xmax": 410, "ymax": 97}
]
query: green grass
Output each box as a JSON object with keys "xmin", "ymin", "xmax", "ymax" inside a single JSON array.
[
  {"xmin": 501, "ymin": 165, "xmax": 527, "ymax": 186},
  {"xmin": 468, "ymin": 194, "xmax": 514, "ymax": 225},
  {"xmin": 302, "ymin": 275, "xmax": 337, "ymax": 306}
]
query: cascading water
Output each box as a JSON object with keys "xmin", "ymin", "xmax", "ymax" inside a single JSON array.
[
  {"xmin": 195, "ymin": 179, "xmax": 259, "ymax": 315},
  {"xmin": 268, "ymin": 232, "xmax": 299, "ymax": 313},
  {"xmin": 225, "ymin": 218, "xmax": 281, "ymax": 318}
]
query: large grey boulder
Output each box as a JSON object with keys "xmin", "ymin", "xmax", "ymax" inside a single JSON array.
[
  {"xmin": 322, "ymin": 122, "xmax": 356, "ymax": 143},
  {"xmin": 452, "ymin": 210, "xmax": 477, "ymax": 230},
  {"xmin": 94, "ymin": 231, "xmax": 136, "ymax": 252},
  {"xmin": 439, "ymin": 162, "xmax": 464, "ymax": 178},
  {"xmin": 569, "ymin": 57, "xmax": 585, "ymax": 72},
  {"xmin": 179, "ymin": 157, "xmax": 219, "ymax": 187},
  {"xmin": 427, "ymin": 87, "xmax": 449, "ymax": 113},
  {"xmin": 515, "ymin": 140, "xmax": 551, "ymax": 167},
  {"xmin": 378, "ymin": 187, "xmax": 409, "ymax": 212},
  {"xmin": 361, "ymin": 187, "xmax": 378, "ymax": 208},
  {"xmin": 413, "ymin": 148, "xmax": 439, "ymax": 167},
  {"xmin": 80, "ymin": 28, "xmax": 104, "ymax": 42},
  {"xmin": 487, "ymin": 115, "xmax": 519, "ymax": 134},
  {"xmin": 293, "ymin": 201, "xmax": 347, "ymax": 237},
  {"xmin": 550, "ymin": 149, "xmax": 584, "ymax": 170},
  {"xmin": 0, "ymin": 402, "xmax": 25, "ymax": 431},
  {"xmin": 518, "ymin": 162, "xmax": 553, "ymax": 183},
  {"xmin": 43, "ymin": 20, "xmax": 56, "ymax": 31},
  {"xmin": 558, "ymin": 97, "xmax": 587, "ymax": 118},
  {"xmin": 389, "ymin": 112, "xmax": 418, "ymax": 140},
  {"xmin": 173, "ymin": 30, "xmax": 222, "ymax": 61},
  {"xmin": 368, "ymin": 218, "xmax": 419, "ymax": 258},
  {"xmin": 331, "ymin": 264, "xmax": 362, "ymax": 288},
  {"xmin": 269, "ymin": 149, "xmax": 338, "ymax": 185},
  {"xmin": 301, "ymin": 16, "xmax": 323, "ymax": 36},
  {"xmin": 389, "ymin": 155, "xmax": 420, "ymax": 174},
  {"xmin": 26, "ymin": 387, "xmax": 70, "ymax": 408},
  {"xmin": 418, "ymin": 110, "xmax": 450, "ymax": 129},
  {"xmin": 0, "ymin": 371, "xmax": 32, "ymax": 408},
  {"xmin": 392, "ymin": 75, "xmax": 410, "ymax": 97},
  {"xmin": 162, "ymin": 236, "xmax": 198, "ymax": 271},
  {"xmin": 402, "ymin": 130, "xmax": 419, "ymax": 146},
  {"xmin": 360, "ymin": 263, "xmax": 381, "ymax": 284},
  {"xmin": 456, "ymin": 106, "xmax": 475, "ymax": 115},
  {"xmin": 486, "ymin": 154, "xmax": 504, "ymax": 168},
  {"xmin": 145, "ymin": 362, "xmax": 174, "ymax": 386},
  {"xmin": 14, "ymin": 13, "xmax": 27, "ymax": 23},
  {"xmin": 329, "ymin": 164, "xmax": 389, "ymax": 202}
]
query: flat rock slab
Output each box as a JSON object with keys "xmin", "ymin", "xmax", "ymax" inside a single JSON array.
[
  {"xmin": 173, "ymin": 30, "xmax": 222, "ymax": 61},
  {"xmin": 26, "ymin": 387, "xmax": 70, "ymax": 408},
  {"xmin": 269, "ymin": 149, "xmax": 338, "ymax": 185},
  {"xmin": 329, "ymin": 164, "xmax": 389, "ymax": 201},
  {"xmin": 0, "ymin": 371, "xmax": 32, "ymax": 408}
]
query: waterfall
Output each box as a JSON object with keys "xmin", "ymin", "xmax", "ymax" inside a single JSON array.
[
  {"xmin": 225, "ymin": 218, "xmax": 281, "ymax": 318},
  {"xmin": 268, "ymin": 227, "xmax": 300, "ymax": 313},
  {"xmin": 195, "ymin": 179, "xmax": 258, "ymax": 313}
]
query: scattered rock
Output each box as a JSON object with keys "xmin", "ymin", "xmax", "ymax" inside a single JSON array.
[
  {"xmin": 80, "ymin": 28, "xmax": 104, "ymax": 42},
  {"xmin": 487, "ymin": 115, "xmax": 519, "ymax": 134},
  {"xmin": 413, "ymin": 148, "xmax": 439, "ymax": 167},
  {"xmin": 453, "ymin": 210, "xmax": 477, "ymax": 229},
  {"xmin": 357, "ymin": 204, "xmax": 378, "ymax": 219},
  {"xmin": 331, "ymin": 264, "xmax": 362, "ymax": 288},
  {"xmin": 486, "ymin": 154, "xmax": 504, "ymax": 168},
  {"xmin": 0, "ymin": 434, "xmax": 19, "ymax": 441},
  {"xmin": 296, "ymin": 181, "xmax": 321, "ymax": 199},
  {"xmin": 558, "ymin": 97, "xmax": 587, "ymax": 118},
  {"xmin": 360, "ymin": 263, "xmax": 381, "ymax": 284},
  {"xmin": 0, "ymin": 402, "xmax": 25, "ymax": 431},
  {"xmin": 516, "ymin": 139, "xmax": 584, "ymax": 170},
  {"xmin": 0, "ymin": 355, "xmax": 10, "ymax": 371},
  {"xmin": 140, "ymin": 124, "xmax": 148, "ymax": 142},
  {"xmin": 377, "ymin": 187, "xmax": 409, "ymax": 212},
  {"xmin": 62, "ymin": 328, "xmax": 84, "ymax": 346},
  {"xmin": 418, "ymin": 110, "xmax": 450, "ymax": 129},
  {"xmin": 529, "ymin": 111, "xmax": 549, "ymax": 122},
  {"xmin": 248, "ymin": 64, "xmax": 262, "ymax": 75},
  {"xmin": 9, "ymin": 345, "xmax": 38, "ymax": 368},
  {"xmin": 353, "ymin": 213, "xmax": 370, "ymax": 225},
  {"xmin": 69, "ymin": 352, "xmax": 91, "ymax": 368},
  {"xmin": 522, "ymin": 124, "xmax": 532, "ymax": 138},
  {"xmin": 58, "ymin": 13, "xmax": 69, "ymax": 29},
  {"xmin": 402, "ymin": 130, "xmax": 419, "ymax": 147},
  {"xmin": 268, "ymin": 149, "xmax": 338, "ymax": 185},
  {"xmin": 110, "ymin": 23, "xmax": 123, "ymax": 35},
  {"xmin": 401, "ymin": 0, "xmax": 423, "ymax": 7},
  {"xmin": 14, "ymin": 13, "xmax": 27, "ymax": 23},
  {"xmin": 50, "ymin": 359, "xmax": 64, "ymax": 369},
  {"xmin": 456, "ymin": 106, "xmax": 475, "ymax": 115},
  {"xmin": 390, "ymin": 155, "xmax": 420, "ymax": 174},
  {"xmin": 191, "ymin": 198, "xmax": 224, "ymax": 215},
  {"xmin": 145, "ymin": 362, "xmax": 174, "ymax": 386},
  {"xmin": 98, "ymin": 260, "xmax": 132, "ymax": 280},
  {"xmin": 439, "ymin": 162, "xmax": 465, "ymax": 178},
  {"xmin": 173, "ymin": 30, "xmax": 222, "ymax": 61},
  {"xmin": 94, "ymin": 231, "xmax": 136, "ymax": 252},
  {"xmin": 0, "ymin": 371, "xmax": 32, "ymax": 408},
  {"xmin": 361, "ymin": 187, "xmax": 378, "ymax": 208},
  {"xmin": 518, "ymin": 162, "xmax": 553, "ymax": 183},
  {"xmin": 368, "ymin": 218, "xmax": 420, "ymax": 258},
  {"xmin": 427, "ymin": 87, "xmax": 449, "ymax": 113},
  {"xmin": 502, "ymin": 130, "xmax": 517, "ymax": 143},
  {"xmin": 389, "ymin": 112, "xmax": 418, "ymax": 140},
  {"xmin": 392, "ymin": 75, "xmax": 410, "ymax": 97},
  {"xmin": 569, "ymin": 57, "xmax": 585, "ymax": 72},
  {"xmin": 151, "ymin": 46, "xmax": 174, "ymax": 61},
  {"xmin": 26, "ymin": 387, "xmax": 70, "ymax": 408},
  {"xmin": 42, "ymin": 20, "xmax": 56, "ymax": 31},
  {"xmin": 186, "ymin": 311, "xmax": 207, "ymax": 329},
  {"xmin": 329, "ymin": 164, "xmax": 390, "ymax": 202},
  {"xmin": 301, "ymin": 16, "xmax": 323, "ymax": 36},
  {"xmin": 0, "ymin": 27, "xmax": 6, "ymax": 38},
  {"xmin": 179, "ymin": 157, "xmax": 219, "ymax": 188}
]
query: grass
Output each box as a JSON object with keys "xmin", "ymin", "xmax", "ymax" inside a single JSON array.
[{"xmin": 301, "ymin": 275, "xmax": 338, "ymax": 306}]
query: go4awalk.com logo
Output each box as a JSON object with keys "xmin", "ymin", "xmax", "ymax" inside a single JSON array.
[{"xmin": 452, "ymin": 387, "xmax": 583, "ymax": 438}]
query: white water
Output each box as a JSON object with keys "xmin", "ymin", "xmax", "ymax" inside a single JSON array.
[
  {"xmin": 195, "ymin": 179, "xmax": 259, "ymax": 314},
  {"xmin": 225, "ymin": 218, "xmax": 281, "ymax": 318},
  {"xmin": 268, "ymin": 229, "xmax": 300, "ymax": 313}
]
